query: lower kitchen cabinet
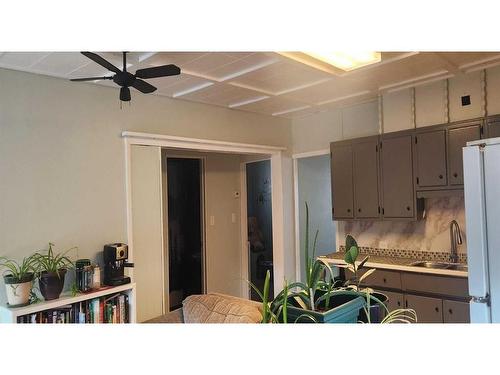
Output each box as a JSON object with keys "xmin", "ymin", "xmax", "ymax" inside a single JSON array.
[
  {"xmin": 443, "ymin": 300, "xmax": 470, "ymax": 323},
  {"xmin": 404, "ymin": 294, "xmax": 443, "ymax": 323},
  {"xmin": 382, "ymin": 290, "xmax": 404, "ymax": 312}
]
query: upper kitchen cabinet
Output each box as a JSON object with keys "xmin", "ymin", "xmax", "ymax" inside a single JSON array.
[
  {"xmin": 414, "ymin": 119, "xmax": 483, "ymax": 194},
  {"xmin": 330, "ymin": 136, "xmax": 380, "ymax": 220},
  {"xmin": 352, "ymin": 136, "xmax": 380, "ymax": 219},
  {"xmin": 379, "ymin": 131, "xmax": 416, "ymax": 219},
  {"xmin": 486, "ymin": 115, "xmax": 500, "ymax": 138},
  {"xmin": 415, "ymin": 128, "xmax": 447, "ymax": 188},
  {"xmin": 330, "ymin": 141, "xmax": 354, "ymax": 219},
  {"xmin": 447, "ymin": 121, "xmax": 482, "ymax": 185}
]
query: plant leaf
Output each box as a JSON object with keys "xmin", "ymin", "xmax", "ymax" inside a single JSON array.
[{"xmin": 358, "ymin": 268, "xmax": 376, "ymax": 285}]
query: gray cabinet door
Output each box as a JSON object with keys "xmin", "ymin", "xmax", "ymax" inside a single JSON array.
[
  {"xmin": 380, "ymin": 135, "xmax": 415, "ymax": 218},
  {"xmin": 415, "ymin": 130, "xmax": 447, "ymax": 187},
  {"xmin": 443, "ymin": 300, "xmax": 470, "ymax": 323},
  {"xmin": 404, "ymin": 294, "xmax": 443, "ymax": 323},
  {"xmin": 383, "ymin": 290, "xmax": 405, "ymax": 312},
  {"xmin": 448, "ymin": 125, "xmax": 481, "ymax": 185},
  {"xmin": 487, "ymin": 119, "xmax": 500, "ymax": 138},
  {"xmin": 353, "ymin": 138, "xmax": 380, "ymax": 218},
  {"xmin": 330, "ymin": 143, "xmax": 354, "ymax": 219}
]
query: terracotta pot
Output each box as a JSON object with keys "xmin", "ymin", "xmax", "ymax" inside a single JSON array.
[
  {"xmin": 3, "ymin": 273, "xmax": 34, "ymax": 307},
  {"xmin": 39, "ymin": 269, "xmax": 67, "ymax": 300}
]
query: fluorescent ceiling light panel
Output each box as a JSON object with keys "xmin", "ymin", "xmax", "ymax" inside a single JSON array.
[{"xmin": 304, "ymin": 52, "xmax": 381, "ymax": 71}]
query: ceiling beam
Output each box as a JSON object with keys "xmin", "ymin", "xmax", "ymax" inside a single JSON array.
[{"xmin": 431, "ymin": 53, "xmax": 463, "ymax": 75}]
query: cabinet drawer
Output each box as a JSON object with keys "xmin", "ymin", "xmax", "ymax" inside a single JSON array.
[
  {"xmin": 362, "ymin": 269, "xmax": 402, "ymax": 289},
  {"xmin": 401, "ymin": 273, "xmax": 468, "ymax": 298},
  {"xmin": 443, "ymin": 300, "xmax": 470, "ymax": 323}
]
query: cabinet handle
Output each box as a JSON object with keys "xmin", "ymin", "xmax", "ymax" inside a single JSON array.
[
  {"xmin": 406, "ymin": 206, "xmax": 411, "ymax": 211},
  {"xmin": 435, "ymin": 307, "xmax": 439, "ymax": 312},
  {"xmin": 453, "ymin": 173, "xmax": 458, "ymax": 178},
  {"xmin": 449, "ymin": 309, "xmax": 453, "ymax": 315},
  {"xmin": 405, "ymin": 300, "xmax": 408, "ymax": 308},
  {"xmin": 347, "ymin": 208, "xmax": 351, "ymax": 213},
  {"xmin": 358, "ymin": 208, "xmax": 362, "ymax": 213},
  {"xmin": 439, "ymin": 174, "xmax": 443, "ymax": 179},
  {"xmin": 383, "ymin": 278, "xmax": 387, "ymax": 283},
  {"xmin": 397, "ymin": 301, "xmax": 401, "ymax": 307}
]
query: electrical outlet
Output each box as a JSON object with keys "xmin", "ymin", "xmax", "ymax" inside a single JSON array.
[
  {"xmin": 210, "ymin": 215, "xmax": 215, "ymax": 226},
  {"xmin": 379, "ymin": 241, "xmax": 388, "ymax": 249}
]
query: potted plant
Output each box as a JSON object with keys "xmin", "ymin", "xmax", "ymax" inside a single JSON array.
[
  {"xmin": 264, "ymin": 202, "xmax": 417, "ymax": 324},
  {"xmin": 268, "ymin": 203, "xmax": 367, "ymax": 323},
  {"xmin": 0, "ymin": 256, "xmax": 36, "ymax": 307},
  {"xmin": 31, "ymin": 243, "xmax": 76, "ymax": 300}
]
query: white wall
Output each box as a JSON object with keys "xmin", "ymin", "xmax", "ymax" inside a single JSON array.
[
  {"xmin": 292, "ymin": 100, "xmax": 379, "ymax": 154},
  {"xmin": 0, "ymin": 68, "xmax": 293, "ymax": 303}
]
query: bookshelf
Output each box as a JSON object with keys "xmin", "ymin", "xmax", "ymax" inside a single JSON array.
[{"xmin": 0, "ymin": 283, "xmax": 136, "ymax": 323}]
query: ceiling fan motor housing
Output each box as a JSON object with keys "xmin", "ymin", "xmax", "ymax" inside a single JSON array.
[{"xmin": 113, "ymin": 71, "xmax": 136, "ymax": 87}]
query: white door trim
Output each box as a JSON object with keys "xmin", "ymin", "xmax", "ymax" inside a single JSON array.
[
  {"xmin": 123, "ymin": 132, "xmax": 286, "ymax": 298},
  {"xmin": 292, "ymin": 149, "xmax": 330, "ymax": 159}
]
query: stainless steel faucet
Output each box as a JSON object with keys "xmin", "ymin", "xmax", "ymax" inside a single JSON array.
[{"xmin": 449, "ymin": 220, "xmax": 463, "ymax": 263}]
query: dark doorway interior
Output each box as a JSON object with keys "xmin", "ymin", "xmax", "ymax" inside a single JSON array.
[
  {"xmin": 166, "ymin": 157, "xmax": 203, "ymax": 311},
  {"xmin": 246, "ymin": 160, "xmax": 274, "ymax": 301}
]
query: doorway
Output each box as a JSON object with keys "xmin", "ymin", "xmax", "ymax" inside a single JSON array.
[
  {"xmin": 164, "ymin": 156, "xmax": 205, "ymax": 311},
  {"xmin": 246, "ymin": 160, "xmax": 274, "ymax": 301}
]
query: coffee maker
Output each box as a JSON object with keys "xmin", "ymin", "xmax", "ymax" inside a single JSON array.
[{"xmin": 103, "ymin": 243, "xmax": 133, "ymax": 286}]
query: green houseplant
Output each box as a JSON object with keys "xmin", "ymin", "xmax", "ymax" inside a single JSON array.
[
  {"xmin": 268, "ymin": 203, "xmax": 367, "ymax": 323},
  {"xmin": 0, "ymin": 255, "xmax": 36, "ymax": 307},
  {"xmin": 31, "ymin": 243, "xmax": 76, "ymax": 301}
]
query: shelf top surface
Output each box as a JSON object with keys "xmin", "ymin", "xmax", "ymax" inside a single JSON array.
[{"xmin": 0, "ymin": 283, "xmax": 135, "ymax": 317}]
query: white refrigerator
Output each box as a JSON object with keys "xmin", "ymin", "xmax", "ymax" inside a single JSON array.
[{"xmin": 463, "ymin": 137, "xmax": 500, "ymax": 322}]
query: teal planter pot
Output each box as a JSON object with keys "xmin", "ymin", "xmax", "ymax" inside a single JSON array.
[{"xmin": 284, "ymin": 294, "xmax": 366, "ymax": 323}]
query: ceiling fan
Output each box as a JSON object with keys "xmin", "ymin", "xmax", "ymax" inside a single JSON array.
[{"xmin": 70, "ymin": 52, "xmax": 181, "ymax": 102}]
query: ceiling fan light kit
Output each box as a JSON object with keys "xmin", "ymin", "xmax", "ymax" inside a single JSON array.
[{"xmin": 71, "ymin": 52, "xmax": 181, "ymax": 103}]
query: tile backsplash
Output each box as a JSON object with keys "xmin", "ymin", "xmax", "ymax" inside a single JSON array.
[
  {"xmin": 336, "ymin": 196, "xmax": 466, "ymax": 255},
  {"xmin": 337, "ymin": 245, "xmax": 467, "ymax": 263}
]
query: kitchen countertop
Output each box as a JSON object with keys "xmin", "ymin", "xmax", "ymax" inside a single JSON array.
[{"xmin": 320, "ymin": 252, "xmax": 468, "ymax": 278}]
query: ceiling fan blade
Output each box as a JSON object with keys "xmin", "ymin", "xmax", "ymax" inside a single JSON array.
[
  {"xmin": 70, "ymin": 76, "xmax": 114, "ymax": 82},
  {"xmin": 135, "ymin": 64, "xmax": 181, "ymax": 79},
  {"xmin": 81, "ymin": 52, "xmax": 121, "ymax": 73},
  {"xmin": 132, "ymin": 79, "xmax": 157, "ymax": 94}
]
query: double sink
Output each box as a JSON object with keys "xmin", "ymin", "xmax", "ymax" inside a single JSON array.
[{"xmin": 409, "ymin": 261, "xmax": 468, "ymax": 272}]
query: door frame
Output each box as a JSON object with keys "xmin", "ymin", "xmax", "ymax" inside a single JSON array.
[
  {"xmin": 292, "ymin": 149, "xmax": 331, "ymax": 282},
  {"xmin": 162, "ymin": 152, "xmax": 207, "ymax": 312},
  {"xmin": 240, "ymin": 156, "xmax": 273, "ymax": 299},
  {"xmin": 123, "ymin": 131, "xmax": 287, "ymax": 298}
]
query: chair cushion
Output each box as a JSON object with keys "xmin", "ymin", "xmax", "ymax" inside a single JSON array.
[{"xmin": 182, "ymin": 293, "xmax": 262, "ymax": 323}]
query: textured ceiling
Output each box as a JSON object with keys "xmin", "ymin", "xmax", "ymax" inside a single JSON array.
[{"xmin": 1, "ymin": 51, "xmax": 499, "ymax": 119}]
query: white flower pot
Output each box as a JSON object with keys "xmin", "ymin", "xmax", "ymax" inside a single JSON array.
[{"xmin": 4, "ymin": 274, "xmax": 33, "ymax": 307}]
